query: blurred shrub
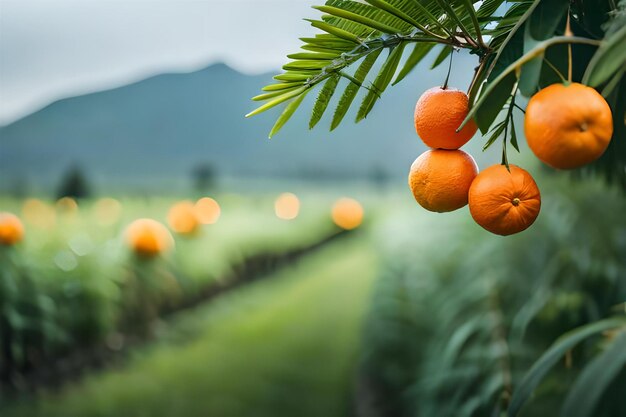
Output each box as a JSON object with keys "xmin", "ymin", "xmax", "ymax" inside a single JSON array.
[{"xmin": 358, "ymin": 179, "xmax": 626, "ymax": 417}]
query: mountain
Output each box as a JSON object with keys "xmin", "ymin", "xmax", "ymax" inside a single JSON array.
[{"xmin": 0, "ymin": 55, "xmax": 496, "ymax": 193}]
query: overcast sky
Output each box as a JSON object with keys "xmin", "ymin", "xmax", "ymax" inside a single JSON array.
[{"xmin": 0, "ymin": 0, "xmax": 318, "ymax": 125}]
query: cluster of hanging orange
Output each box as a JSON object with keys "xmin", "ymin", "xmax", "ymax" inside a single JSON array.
[{"xmin": 409, "ymin": 82, "xmax": 613, "ymax": 236}]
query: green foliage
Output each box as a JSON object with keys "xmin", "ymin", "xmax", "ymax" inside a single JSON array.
[
  {"xmin": 0, "ymin": 196, "xmax": 339, "ymax": 389},
  {"xmin": 4, "ymin": 240, "xmax": 376, "ymax": 417},
  {"xmin": 249, "ymin": 0, "xmax": 626, "ymax": 186},
  {"xmin": 358, "ymin": 179, "xmax": 626, "ymax": 417}
]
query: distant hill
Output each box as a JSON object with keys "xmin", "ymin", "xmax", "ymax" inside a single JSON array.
[{"xmin": 0, "ymin": 55, "xmax": 498, "ymax": 193}]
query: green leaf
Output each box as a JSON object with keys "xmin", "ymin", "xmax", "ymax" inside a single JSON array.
[
  {"xmin": 252, "ymin": 85, "xmax": 304, "ymax": 101},
  {"xmin": 269, "ymin": 91, "xmax": 309, "ymax": 138},
  {"xmin": 301, "ymin": 44, "xmax": 345, "ymax": 54},
  {"xmin": 460, "ymin": 0, "xmax": 485, "ymax": 45},
  {"xmin": 300, "ymin": 36, "xmax": 355, "ymax": 50},
  {"xmin": 313, "ymin": 5, "xmax": 402, "ymax": 34},
  {"xmin": 508, "ymin": 317, "xmax": 626, "ymax": 417},
  {"xmin": 518, "ymin": 0, "xmax": 568, "ymax": 96},
  {"xmin": 331, "ymin": 49, "xmax": 382, "ymax": 130},
  {"xmin": 362, "ymin": 0, "xmax": 445, "ymax": 38},
  {"xmin": 527, "ymin": 0, "xmax": 568, "ymax": 40},
  {"xmin": 246, "ymin": 86, "xmax": 309, "ymax": 118},
  {"xmin": 283, "ymin": 60, "xmax": 330, "ymax": 71},
  {"xmin": 518, "ymin": 23, "xmax": 544, "ymax": 97},
  {"xmin": 483, "ymin": 119, "xmax": 507, "ymax": 151},
  {"xmin": 307, "ymin": 19, "xmax": 361, "ymax": 43},
  {"xmin": 287, "ymin": 52, "xmax": 338, "ymax": 60},
  {"xmin": 476, "ymin": 71, "xmax": 516, "ymax": 134},
  {"xmin": 510, "ymin": 115, "xmax": 519, "ymax": 152},
  {"xmin": 485, "ymin": 0, "xmax": 539, "ymax": 80},
  {"xmin": 476, "ymin": 0, "xmax": 506, "ymax": 19},
  {"xmin": 309, "ymin": 74, "xmax": 341, "ymax": 129},
  {"xmin": 431, "ymin": 45, "xmax": 452, "ymax": 70},
  {"xmin": 274, "ymin": 73, "xmax": 312, "ymax": 82},
  {"xmin": 434, "ymin": 0, "xmax": 474, "ymax": 41},
  {"xmin": 262, "ymin": 83, "xmax": 305, "ymax": 92},
  {"xmin": 393, "ymin": 42, "xmax": 435, "ymax": 85},
  {"xmin": 357, "ymin": 43, "xmax": 405, "ymax": 121},
  {"xmin": 583, "ymin": 24, "xmax": 626, "ymax": 87},
  {"xmin": 560, "ymin": 331, "xmax": 626, "ymax": 417}
]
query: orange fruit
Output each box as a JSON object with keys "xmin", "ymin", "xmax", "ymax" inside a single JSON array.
[
  {"xmin": 414, "ymin": 87, "xmax": 478, "ymax": 149},
  {"xmin": 525, "ymin": 83, "xmax": 613, "ymax": 169},
  {"xmin": 468, "ymin": 164, "xmax": 541, "ymax": 236},
  {"xmin": 167, "ymin": 201, "xmax": 201, "ymax": 235},
  {"xmin": 0, "ymin": 212, "xmax": 24, "ymax": 245},
  {"xmin": 125, "ymin": 218, "xmax": 174, "ymax": 257},
  {"xmin": 331, "ymin": 198, "xmax": 363, "ymax": 230},
  {"xmin": 408, "ymin": 149, "xmax": 478, "ymax": 212}
]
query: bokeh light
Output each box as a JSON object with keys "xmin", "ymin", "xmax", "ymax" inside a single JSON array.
[
  {"xmin": 274, "ymin": 193, "xmax": 300, "ymax": 220},
  {"xmin": 0, "ymin": 212, "xmax": 24, "ymax": 246},
  {"xmin": 56, "ymin": 197, "xmax": 79, "ymax": 217},
  {"xmin": 331, "ymin": 198, "xmax": 364, "ymax": 230},
  {"xmin": 195, "ymin": 197, "xmax": 221, "ymax": 224},
  {"xmin": 22, "ymin": 198, "xmax": 57, "ymax": 229},
  {"xmin": 94, "ymin": 198, "xmax": 122, "ymax": 226},
  {"xmin": 125, "ymin": 218, "xmax": 174, "ymax": 257},
  {"xmin": 167, "ymin": 201, "xmax": 201, "ymax": 235}
]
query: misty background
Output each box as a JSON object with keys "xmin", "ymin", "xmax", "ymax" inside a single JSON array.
[{"xmin": 0, "ymin": 0, "xmax": 508, "ymax": 195}]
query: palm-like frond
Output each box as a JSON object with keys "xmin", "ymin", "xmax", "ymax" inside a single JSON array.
[
  {"xmin": 247, "ymin": 0, "xmax": 503, "ymax": 137},
  {"xmin": 247, "ymin": 0, "xmax": 625, "ymax": 187}
]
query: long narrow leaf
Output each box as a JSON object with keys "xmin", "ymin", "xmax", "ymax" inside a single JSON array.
[
  {"xmin": 253, "ymin": 85, "xmax": 304, "ymax": 101},
  {"xmin": 274, "ymin": 73, "xmax": 312, "ymax": 82},
  {"xmin": 331, "ymin": 49, "xmax": 383, "ymax": 130},
  {"xmin": 393, "ymin": 42, "xmax": 435, "ymax": 85},
  {"xmin": 246, "ymin": 86, "xmax": 309, "ymax": 118},
  {"xmin": 314, "ymin": 5, "xmax": 402, "ymax": 34},
  {"xmin": 357, "ymin": 43, "xmax": 406, "ymax": 121},
  {"xmin": 283, "ymin": 60, "xmax": 330, "ymax": 71},
  {"xmin": 460, "ymin": 0, "xmax": 485, "ymax": 46},
  {"xmin": 269, "ymin": 91, "xmax": 309, "ymax": 138},
  {"xmin": 508, "ymin": 317, "xmax": 626, "ymax": 417},
  {"xmin": 287, "ymin": 52, "xmax": 338, "ymax": 60},
  {"xmin": 310, "ymin": 74, "xmax": 341, "ymax": 129},
  {"xmin": 560, "ymin": 331, "xmax": 626, "ymax": 417},
  {"xmin": 583, "ymin": 24, "xmax": 626, "ymax": 87},
  {"xmin": 431, "ymin": 45, "xmax": 452, "ymax": 69},
  {"xmin": 362, "ymin": 0, "xmax": 445, "ymax": 38},
  {"xmin": 262, "ymin": 83, "xmax": 305, "ymax": 92},
  {"xmin": 307, "ymin": 20, "xmax": 361, "ymax": 43}
]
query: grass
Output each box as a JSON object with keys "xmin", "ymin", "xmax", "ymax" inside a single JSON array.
[{"xmin": 7, "ymin": 236, "xmax": 378, "ymax": 417}]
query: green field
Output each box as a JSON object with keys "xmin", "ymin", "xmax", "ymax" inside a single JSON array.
[
  {"xmin": 1, "ymin": 179, "xmax": 626, "ymax": 417},
  {"xmin": 6, "ymin": 238, "xmax": 376, "ymax": 417}
]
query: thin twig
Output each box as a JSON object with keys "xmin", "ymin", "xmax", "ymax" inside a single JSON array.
[
  {"xmin": 566, "ymin": 11, "xmax": 573, "ymax": 82},
  {"xmin": 513, "ymin": 103, "xmax": 526, "ymax": 114},
  {"xmin": 543, "ymin": 57, "xmax": 567, "ymax": 83},
  {"xmin": 443, "ymin": 47, "xmax": 454, "ymax": 89}
]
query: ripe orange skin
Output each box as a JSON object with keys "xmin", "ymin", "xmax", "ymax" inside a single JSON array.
[
  {"xmin": 469, "ymin": 165, "xmax": 541, "ymax": 236},
  {"xmin": 408, "ymin": 149, "xmax": 478, "ymax": 212},
  {"xmin": 0, "ymin": 212, "xmax": 24, "ymax": 246},
  {"xmin": 414, "ymin": 87, "xmax": 478, "ymax": 149},
  {"xmin": 125, "ymin": 219, "xmax": 173, "ymax": 257},
  {"xmin": 525, "ymin": 83, "xmax": 613, "ymax": 169}
]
